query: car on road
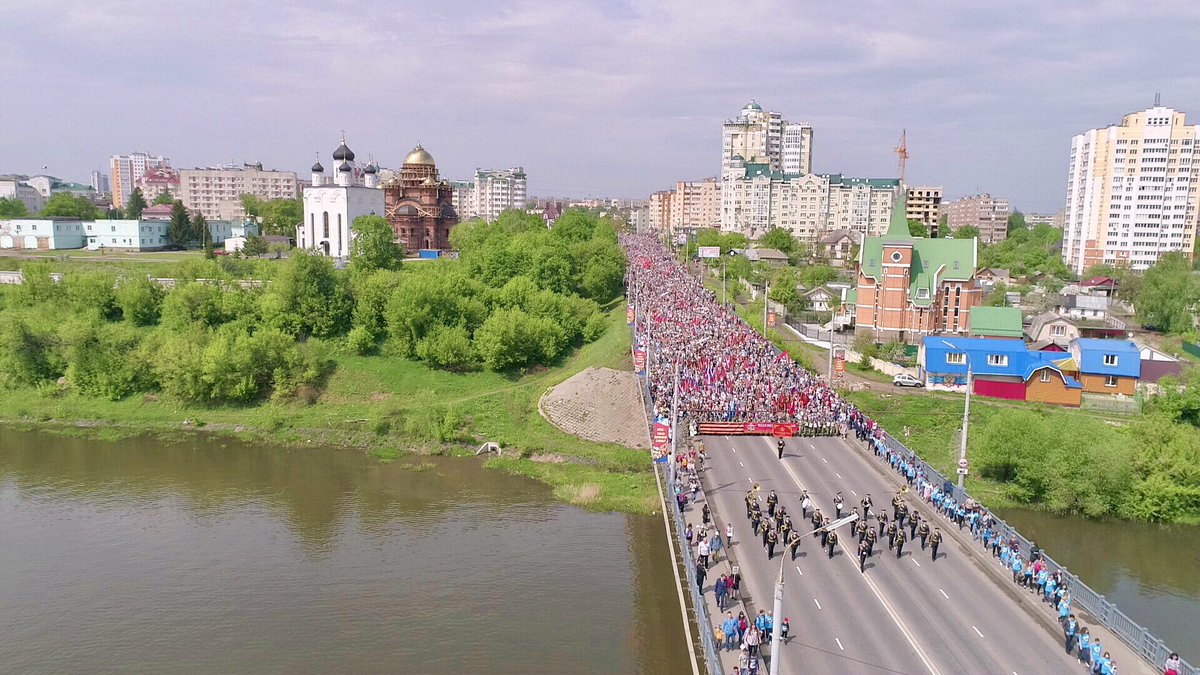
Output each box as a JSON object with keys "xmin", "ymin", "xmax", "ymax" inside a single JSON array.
[{"xmin": 892, "ymin": 373, "xmax": 924, "ymax": 388}]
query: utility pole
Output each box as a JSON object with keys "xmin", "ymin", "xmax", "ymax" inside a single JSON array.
[
  {"xmin": 722, "ymin": 259, "xmax": 727, "ymax": 307},
  {"xmin": 763, "ymin": 282, "xmax": 769, "ymax": 335},
  {"xmin": 958, "ymin": 359, "xmax": 972, "ymax": 491},
  {"xmin": 669, "ymin": 358, "xmax": 680, "ymax": 487},
  {"xmin": 827, "ymin": 329, "xmax": 835, "ymax": 387}
]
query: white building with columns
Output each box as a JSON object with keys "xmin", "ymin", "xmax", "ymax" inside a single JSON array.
[{"xmin": 296, "ymin": 137, "xmax": 384, "ymax": 257}]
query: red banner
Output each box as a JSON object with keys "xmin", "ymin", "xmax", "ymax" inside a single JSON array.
[
  {"xmin": 634, "ymin": 349, "xmax": 646, "ymax": 374},
  {"xmin": 626, "ymin": 307, "xmax": 635, "ymax": 325},
  {"xmin": 768, "ymin": 312, "xmax": 776, "ymax": 327},
  {"xmin": 697, "ymin": 422, "xmax": 799, "ymax": 436},
  {"xmin": 651, "ymin": 422, "xmax": 670, "ymax": 451}
]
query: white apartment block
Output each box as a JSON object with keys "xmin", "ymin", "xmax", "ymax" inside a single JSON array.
[
  {"xmin": 944, "ymin": 193, "xmax": 1011, "ymax": 244},
  {"xmin": 472, "ymin": 168, "xmax": 527, "ymax": 222},
  {"xmin": 449, "ymin": 181, "xmax": 475, "ymax": 219},
  {"xmin": 721, "ymin": 100, "xmax": 812, "ymax": 179},
  {"xmin": 178, "ymin": 163, "xmax": 299, "ymax": 221},
  {"xmin": 1064, "ymin": 104, "xmax": 1200, "ymax": 274},
  {"xmin": 669, "ymin": 178, "xmax": 720, "ymax": 234},
  {"xmin": 109, "ymin": 152, "xmax": 169, "ymax": 208},
  {"xmin": 0, "ymin": 175, "xmax": 46, "ymax": 213},
  {"xmin": 649, "ymin": 190, "xmax": 672, "ymax": 234}
]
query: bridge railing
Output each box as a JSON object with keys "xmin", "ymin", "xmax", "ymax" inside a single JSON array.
[{"xmin": 875, "ymin": 430, "xmax": 1195, "ymax": 675}]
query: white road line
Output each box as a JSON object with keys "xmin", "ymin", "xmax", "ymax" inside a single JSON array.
[
  {"xmin": 851, "ymin": 490, "xmax": 858, "ymax": 496},
  {"xmin": 762, "ymin": 437, "xmax": 941, "ymax": 675},
  {"xmin": 809, "ymin": 443, "xmax": 816, "ymax": 450},
  {"xmin": 836, "ymin": 472, "xmax": 842, "ymax": 478},
  {"xmin": 813, "ymin": 598, "xmax": 822, "ymax": 610},
  {"xmin": 972, "ymin": 625, "xmax": 984, "ymax": 638},
  {"xmin": 835, "ymin": 637, "xmax": 844, "ymax": 651},
  {"xmin": 939, "ymin": 588, "xmax": 949, "ymax": 599},
  {"xmin": 739, "ymin": 461, "xmax": 744, "ymax": 467},
  {"xmin": 822, "ymin": 457, "xmax": 828, "ymax": 463},
  {"xmin": 912, "ymin": 559, "xmax": 921, "ymax": 567},
  {"xmin": 796, "ymin": 565, "xmax": 803, "ymax": 576},
  {"xmin": 748, "ymin": 477, "xmax": 754, "ymax": 484}
]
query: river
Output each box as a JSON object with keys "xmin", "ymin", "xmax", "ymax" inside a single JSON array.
[
  {"xmin": 998, "ymin": 506, "xmax": 1200, "ymax": 662},
  {"xmin": 0, "ymin": 428, "xmax": 688, "ymax": 673}
]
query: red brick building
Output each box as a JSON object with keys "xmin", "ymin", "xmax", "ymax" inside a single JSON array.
[
  {"xmin": 383, "ymin": 144, "xmax": 459, "ymax": 253},
  {"xmin": 849, "ymin": 194, "xmax": 981, "ymax": 344}
]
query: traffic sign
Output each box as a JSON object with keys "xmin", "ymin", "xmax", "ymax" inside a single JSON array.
[
  {"xmin": 956, "ymin": 467, "xmax": 969, "ymax": 475},
  {"xmin": 958, "ymin": 458, "xmax": 969, "ymax": 469}
]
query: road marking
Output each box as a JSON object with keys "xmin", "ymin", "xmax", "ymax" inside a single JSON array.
[
  {"xmin": 796, "ymin": 565, "xmax": 803, "ymax": 576},
  {"xmin": 822, "ymin": 457, "xmax": 828, "ymax": 463},
  {"xmin": 972, "ymin": 625, "xmax": 984, "ymax": 638},
  {"xmin": 813, "ymin": 598, "xmax": 822, "ymax": 610},
  {"xmin": 748, "ymin": 477, "xmax": 754, "ymax": 484},
  {"xmin": 836, "ymin": 472, "xmax": 842, "ymax": 478},
  {"xmin": 851, "ymin": 490, "xmax": 857, "ymax": 496},
  {"xmin": 739, "ymin": 461, "xmax": 744, "ymax": 467},
  {"xmin": 731, "ymin": 447, "xmax": 736, "ymax": 453},
  {"xmin": 763, "ymin": 437, "xmax": 942, "ymax": 675},
  {"xmin": 939, "ymin": 588, "xmax": 949, "ymax": 599},
  {"xmin": 809, "ymin": 443, "xmax": 816, "ymax": 450},
  {"xmin": 835, "ymin": 637, "xmax": 844, "ymax": 651},
  {"xmin": 912, "ymin": 558, "xmax": 921, "ymax": 567}
]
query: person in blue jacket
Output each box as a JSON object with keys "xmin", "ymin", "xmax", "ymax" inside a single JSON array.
[
  {"xmin": 1077, "ymin": 627, "xmax": 1091, "ymax": 666},
  {"xmin": 1012, "ymin": 556, "xmax": 1023, "ymax": 584},
  {"xmin": 1089, "ymin": 639, "xmax": 1104, "ymax": 673}
]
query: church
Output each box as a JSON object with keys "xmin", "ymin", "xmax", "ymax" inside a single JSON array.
[
  {"xmin": 382, "ymin": 144, "xmax": 459, "ymax": 253},
  {"xmin": 296, "ymin": 136, "xmax": 384, "ymax": 258}
]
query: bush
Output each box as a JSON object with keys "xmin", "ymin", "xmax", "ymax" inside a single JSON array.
[
  {"xmin": 416, "ymin": 325, "xmax": 474, "ymax": 370},
  {"xmin": 347, "ymin": 326, "xmax": 375, "ymax": 355},
  {"xmin": 582, "ymin": 311, "xmax": 608, "ymax": 342},
  {"xmin": 0, "ymin": 315, "xmax": 62, "ymax": 387},
  {"xmin": 117, "ymin": 276, "xmax": 164, "ymax": 326},
  {"xmin": 64, "ymin": 320, "xmax": 151, "ymax": 400},
  {"xmin": 161, "ymin": 282, "xmax": 225, "ymax": 330}
]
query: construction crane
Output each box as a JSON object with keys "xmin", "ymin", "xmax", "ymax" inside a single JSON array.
[{"xmin": 894, "ymin": 129, "xmax": 909, "ymax": 183}]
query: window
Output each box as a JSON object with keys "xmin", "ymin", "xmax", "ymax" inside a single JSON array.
[
  {"xmin": 1040, "ymin": 370, "xmax": 1052, "ymax": 383},
  {"xmin": 890, "ymin": 251, "xmax": 902, "ymax": 262},
  {"xmin": 946, "ymin": 352, "xmax": 966, "ymax": 365},
  {"xmin": 916, "ymin": 288, "xmax": 929, "ymax": 299},
  {"xmin": 987, "ymin": 354, "xmax": 1008, "ymax": 367},
  {"xmin": 1103, "ymin": 354, "xmax": 1118, "ymax": 366},
  {"xmin": 323, "ymin": 212, "xmax": 330, "ymax": 239},
  {"xmin": 1050, "ymin": 325, "xmax": 1065, "ymax": 337},
  {"xmin": 1104, "ymin": 375, "xmax": 1118, "ymax": 387}
]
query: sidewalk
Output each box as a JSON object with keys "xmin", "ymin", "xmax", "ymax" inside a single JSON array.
[{"xmin": 844, "ymin": 435, "xmax": 1157, "ymax": 675}]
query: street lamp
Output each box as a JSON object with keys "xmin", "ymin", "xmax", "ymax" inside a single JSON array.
[
  {"xmin": 669, "ymin": 336, "xmax": 712, "ymax": 486},
  {"xmin": 768, "ymin": 512, "xmax": 860, "ymax": 675},
  {"xmin": 940, "ymin": 339, "xmax": 971, "ymax": 491}
]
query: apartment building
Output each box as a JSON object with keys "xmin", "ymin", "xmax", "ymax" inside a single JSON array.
[
  {"xmin": 905, "ymin": 186, "xmax": 943, "ymax": 236},
  {"xmin": 721, "ymin": 100, "xmax": 812, "ymax": 179},
  {"xmin": 109, "ymin": 152, "xmax": 169, "ymax": 208},
  {"xmin": 178, "ymin": 163, "xmax": 299, "ymax": 221},
  {"xmin": 669, "ymin": 178, "xmax": 719, "ymax": 234},
  {"xmin": 1064, "ymin": 104, "xmax": 1200, "ymax": 274},
  {"xmin": 649, "ymin": 190, "xmax": 673, "ymax": 235},
  {"xmin": 944, "ymin": 193, "xmax": 1012, "ymax": 244},
  {"xmin": 472, "ymin": 167, "xmax": 527, "ymax": 223}
]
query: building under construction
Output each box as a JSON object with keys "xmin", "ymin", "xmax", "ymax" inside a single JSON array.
[{"xmin": 383, "ymin": 144, "xmax": 459, "ymax": 253}]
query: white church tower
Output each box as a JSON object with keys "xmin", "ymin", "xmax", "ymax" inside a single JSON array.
[{"xmin": 296, "ymin": 135, "xmax": 385, "ymax": 258}]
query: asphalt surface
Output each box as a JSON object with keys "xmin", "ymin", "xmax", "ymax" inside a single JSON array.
[{"xmin": 702, "ymin": 433, "xmax": 1090, "ymax": 675}]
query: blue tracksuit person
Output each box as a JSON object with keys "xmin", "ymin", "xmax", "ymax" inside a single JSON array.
[
  {"xmin": 1064, "ymin": 616, "xmax": 1078, "ymax": 654},
  {"xmin": 1089, "ymin": 640, "xmax": 1103, "ymax": 673},
  {"xmin": 1078, "ymin": 628, "xmax": 1091, "ymax": 665},
  {"xmin": 1012, "ymin": 557, "xmax": 1023, "ymax": 584}
]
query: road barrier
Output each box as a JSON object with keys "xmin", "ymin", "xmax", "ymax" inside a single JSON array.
[{"xmin": 873, "ymin": 429, "xmax": 1196, "ymax": 675}]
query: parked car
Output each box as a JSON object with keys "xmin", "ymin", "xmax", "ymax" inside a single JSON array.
[{"xmin": 892, "ymin": 373, "xmax": 924, "ymax": 388}]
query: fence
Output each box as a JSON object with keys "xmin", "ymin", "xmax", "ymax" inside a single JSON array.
[{"xmin": 872, "ymin": 429, "xmax": 1195, "ymax": 675}]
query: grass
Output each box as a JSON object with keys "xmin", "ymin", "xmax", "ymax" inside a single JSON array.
[{"xmin": 0, "ymin": 302, "xmax": 661, "ymax": 515}]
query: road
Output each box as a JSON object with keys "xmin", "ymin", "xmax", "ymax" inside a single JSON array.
[{"xmin": 702, "ymin": 433, "xmax": 1090, "ymax": 675}]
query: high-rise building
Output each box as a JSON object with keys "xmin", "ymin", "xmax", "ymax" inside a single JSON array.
[
  {"xmin": 1064, "ymin": 103, "xmax": 1200, "ymax": 274},
  {"xmin": 178, "ymin": 163, "xmax": 299, "ymax": 221},
  {"xmin": 944, "ymin": 193, "xmax": 1011, "ymax": 244},
  {"xmin": 472, "ymin": 167, "xmax": 527, "ymax": 223},
  {"xmin": 721, "ymin": 100, "xmax": 812, "ymax": 179},
  {"xmin": 109, "ymin": 152, "xmax": 169, "ymax": 208},
  {"xmin": 905, "ymin": 186, "xmax": 942, "ymax": 236},
  {"xmin": 90, "ymin": 170, "xmax": 110, "ymax": 196},
  {"xmin": 669, "ymin": 178, "xmax": 720, "ymax": 234},
  {"xmin": 448, "ymin": 181, "xmax": 475, "ymax": 220},
  {"xmin": 648, "ymin": 190, "xmax": 673, "ymax": 236}
]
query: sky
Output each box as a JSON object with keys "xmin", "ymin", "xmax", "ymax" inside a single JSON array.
[{"xmin": 3, "ymin": 0, "xmax": 1200, "ymax": 212}]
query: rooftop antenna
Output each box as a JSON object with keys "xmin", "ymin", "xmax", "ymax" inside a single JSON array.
[
  {"xmin": 894, "ymin": 129, "xmax": 910, "ymax": 183},
  {"xmin": 1154, "ymin": 92, "xmax": 1162, "ymax": 107}
]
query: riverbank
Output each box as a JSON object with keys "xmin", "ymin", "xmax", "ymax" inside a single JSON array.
[{"xmin": 0, "ymin": 303, "xmax": 658, "ymax": 515}]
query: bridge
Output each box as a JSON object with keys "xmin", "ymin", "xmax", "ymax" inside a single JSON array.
[{"xmin": 681, "ymin": 431, "xmax": 1158, "ymax": 675}]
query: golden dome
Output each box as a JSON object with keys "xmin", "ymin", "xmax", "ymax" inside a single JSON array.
[{"xmin": 403, "ymin": 144, "xmax": 435, "ymax": 166}]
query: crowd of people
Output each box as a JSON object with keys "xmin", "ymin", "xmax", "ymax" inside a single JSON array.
[{"xmin": 625, "ymin": 235, "xmax": 1173, "ymax": 675}]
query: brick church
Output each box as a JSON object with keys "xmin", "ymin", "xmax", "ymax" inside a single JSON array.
[
  {"xmin": 383, "ymin": 144, "xmax": 459, "ymax": 253},
  {"xmin": 847, "ymin": 193, "xmax": 981, "ymax": 344}
]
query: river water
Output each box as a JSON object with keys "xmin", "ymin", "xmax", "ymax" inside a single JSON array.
[
  {"xmin": 0, "ymin": 429, "xmax": 688, "ymax": 673},
  {"xmin": 998, "ymin": 507, "xmax": 1200, "ymax": 662}
]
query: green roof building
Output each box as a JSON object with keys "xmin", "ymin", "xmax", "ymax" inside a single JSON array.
[
  {"xmin": 847, "ymin": 194, "xmax": 982, "ymax": 344},
  {"xmin": 967, "ymin": 306, "xmax": 1024, "ymax": 338}
]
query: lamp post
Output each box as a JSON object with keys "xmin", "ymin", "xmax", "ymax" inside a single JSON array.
[
  {"xmin": 940, "ymin": 339, "xmax": 971, "ymax": 491},
  {"xmin": 768, "ymin": 512, "xmax": 859, "ymax": 675}
]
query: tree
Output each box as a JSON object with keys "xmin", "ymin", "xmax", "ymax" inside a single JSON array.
[
  {"xmin": 261, "ymin": 251, "xmax": 352, "ymax": 338},
  {"xmin": 117, "ymin": 276, "xmax": 164, "ymax": 326},
  {"xmin": 1136, "ymin": 252, "xmax": 1199, "ymax": 334},
  {"xmin": 152, "ymin": 191, "xmax": 175, "ymax": 206},
  {"xmin": 759, "ymin": 228, "xmax": 796, "ymax": 255},
  {"xmin": 167, "ymin": 200, "xmax": 192, "ymax": 249},
  {"xmin": 769, "ymin": 267, "xmax": 801, "ymax": 310},
  {"xmin": 1007, "ymin": 211, "xmax": 1027, "ymax": 234},
  {"xmin": 242, "ymin": 195, "xmax": 303, "ymax": 236},
  {"xmin": 0, "ymin": 197, "xmax": 28, "ymax": 219},
  {"xmin": 192, "ymin": 212, "xmax": 211, "ymax": 252},
  {"xmin": 907, "ymin": 220, "xmax": 926, "ymax": 238},
  {"xmin": 984, "ymin": 281, "xmax": 1008, "ymax": 306},
  {"xmin": 241, "ymin": 235, "xmax": 268, "ymax": 257},
  {"xmin": 41, "ymin": 193, "xmax": 100, "ymax": 220},
  {"xmin": 126, "ymin": 188, "xmax": 148, "ymax": 220},
  {"xmin": 953, "ymin": 225, "xmax": 980, "ymax": 239},
  {"xmin": 349, "ymin": 215, "xmax": 403, "ymax": 274},
  {"xmin": 799, "ymin": 263, "xmax": 838, "ymax": 289}
]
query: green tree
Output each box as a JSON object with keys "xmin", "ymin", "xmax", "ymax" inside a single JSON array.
[
  {"xmin": 192, "ymin": 212, "xmax": 211, "ymax": 252},
  {"xmin": 473, "ymin": 307, "xmax": 543, "ymax": 371},
  {"xmin": 907, "ymin": 220, "xmax": 926, "ymax": 237},
  {"xmin": 167, "ymin": 201, "xmax": 192, "ymax": 249},
  {"xmin": 152, "ymin": 191, "xmax": 175, "ymax": 206},
  {"xmin": 1007, "ymin": 211, "xmax": 1027, "ymax": 234},
  {"xmin": 161, "ymin": 282, "xmax": 226, "ymax": 330},
  {"xmin": 1136, "ymin": 253, "xmax": 1199, "ymax": 334},
  {"xmin": 0, "ymin": 197, "xmax": 28, "ymax": 218},
  {"xmin": 952, "ymin": 225, "xmax": 980, "ymax": 239},
  {"xmin": 41, "ymin": 193, "xmax": 100, "ymax": 220},
  {"xmin": 799, "ymin": 263, "xmax": 838, "ymax": 289},
  {"xmin": 261, "ymin": 251, "xmax": 352, "ymax": 338},
  {"xmin": 125, "ymin": 188, "xmax": 148, "ymax": 220},
  {"xmin": 242, "ymin": 195, "xmax": 303, "ymax": 236},
  {"xmin": 416, "ymin": 324, "xmax": 475, "ymax": 370},
  {"xmin": 350, "ymin": 214, "xmax": 403, "ymax": 274},
  {"xmin": 769, "ymin": 267, "xmax": 801, "ymax": 310},
  {"xmin": 984, "ymin": 281, "xmax": 1008, "ymax": 306},
  {"xmin": 0, "ymin": 314, "xmax": 62, "ymax": 387},
  {"xmin": 241, "ymin": 235, "xmax": 268, "ymax": 256},
  {"xmin": 117, "ymin": 276, "xmax": 164, "ymax": 326},
  {"xmin": 759, "ymin": 228, "xmax": 796, "ymax": 255}
]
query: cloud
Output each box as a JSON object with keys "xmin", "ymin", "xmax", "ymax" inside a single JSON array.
[{"xmin": 2, "ymin": 0, "xmax": 1200, "ymax": 209}]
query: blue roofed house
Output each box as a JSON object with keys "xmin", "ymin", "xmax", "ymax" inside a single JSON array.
[
  {"xmin": 1063, "ymin": 338, "xmax": 1140, "ymax": 397},
  {"xmin": 920, "ymin": 336, "xmax": 1083, "ymax": 406}
]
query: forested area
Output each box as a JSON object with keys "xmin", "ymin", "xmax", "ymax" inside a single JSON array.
[{"xmin": 0, "ymin": 209, "xmax": 625, "ymax": 406}]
